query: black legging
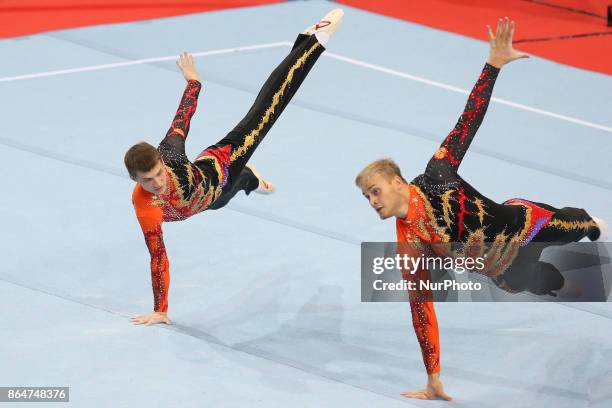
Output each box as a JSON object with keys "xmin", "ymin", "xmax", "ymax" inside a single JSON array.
[
  {"xmin": 499, "ymin": 202, "xmax": 598, "ymax": 295},
  {"xmin": 207, "ymin": 167, "xmax": 259, "ymax": 210},
  {"xmin": 194, "ymin": 33, "xmax": 324, "ymax": 201}
]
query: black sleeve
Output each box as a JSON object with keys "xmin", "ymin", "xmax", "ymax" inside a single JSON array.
[
  {"xmin": 424, "ymin": 63, "xmax": 500, "ymax": 181},
  {"xmin": 158, "ymin": 79, "xmax": 202, "ymax": 158}
]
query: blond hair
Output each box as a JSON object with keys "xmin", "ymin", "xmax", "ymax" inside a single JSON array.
[{"xmin": 355, "ymin": 158, "xmax": 407, "ymax": 189}]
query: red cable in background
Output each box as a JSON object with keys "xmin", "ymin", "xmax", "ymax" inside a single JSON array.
[
  {"xmin": 336, "ymin": 0, "xmax": 612, "ymax": 75},
  {"xmin": 2, "ymin": 0, "xmax": 610, "ymax": 75}
]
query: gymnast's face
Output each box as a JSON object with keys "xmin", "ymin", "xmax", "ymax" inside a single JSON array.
[
  {"xmin": 362, "ymin": 173, "xmax": 408, "ymax": 220},
  {"xmin": 134, "ymin": 160, "xmax": 168, "ymax": 196}
]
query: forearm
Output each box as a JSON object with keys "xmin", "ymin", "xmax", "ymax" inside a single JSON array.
[
  {"xmin": 143, "ymin": 226, "xmax": 170, "ymax": 313},
  {"xmin": 151, "ymin": 257, "xmax": 170, "ymax": 313},
  {"xmin": 400, "ymin": 241, "xmax": 441, "ymax": 374},
  {"xmin": 167, "ymin": 79, "xmax": 202, "ymax": 138},
  {"xmin": 456, "ymin": 62, "xmax": 499, "ymax": 137},
  {"xmin": 410, "ymin": 300, "xmax": 441, "ymax": 374},
  {"xmin": 438, "ymin": 63, "xmax": 499, "ymax": 169}
]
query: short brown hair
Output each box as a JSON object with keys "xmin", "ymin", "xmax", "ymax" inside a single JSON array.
[
  {"xmin": 355, "ymin": 158, "xmax": 407, "ymax": 189},
  {"xmin": 124, "ymin": 142, "xmax": 160, "ymax": 178}
]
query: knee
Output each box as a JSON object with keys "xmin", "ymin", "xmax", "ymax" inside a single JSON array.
[{"xmin": 500, "ymin": 261, "xmax": 564, "ymax": 296}]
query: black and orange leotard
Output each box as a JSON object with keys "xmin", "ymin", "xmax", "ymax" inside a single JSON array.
[
  {"xmin": 131, "ymin": 33, "xmax": 325, "ymax": 313},
  {"xmin": 131, "ymin": 79, "xmax": 218, "ymax": 313},
  {"xmin": 397, "ymin": 63, "xmax": 598, "ymax": 374}
]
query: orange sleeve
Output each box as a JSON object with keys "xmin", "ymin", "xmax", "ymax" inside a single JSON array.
[
  {"xmin": 397, "ymin": 228, "xmax": 441, "ymax": 375},
  {"xmin": 408, "ymin": 285, "xmax": 441, "ymax": 374},
  {"xmin": 132, "ymin": 185, "xmax": 170, "ymax": 313}
]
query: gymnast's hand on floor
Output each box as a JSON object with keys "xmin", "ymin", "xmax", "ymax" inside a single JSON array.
[
  {"xmin": 176, "ymin": 51, "xmax": 201, "ymax": 83},
  {"xmin": 401, "ymin": 374, "xmax": 453, "ymax": 401},
  {"xmin": 130, "ymin": 312, "xmax": 172, "ymax": 326},
  {"xmin": 486, "ymin": 17, "xmax": 529, "ymax": 68}
]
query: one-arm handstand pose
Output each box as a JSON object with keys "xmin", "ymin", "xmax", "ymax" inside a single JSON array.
[
  {"xmin": 124, "ymin": 9, "xmax": 344, "ymax": 326},
  {"xmin": 356, "ymin": 18, "xmax": 608, "ymax": 401}
]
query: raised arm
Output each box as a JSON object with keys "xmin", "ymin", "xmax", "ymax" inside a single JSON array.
[
  {"xmin": 435, "ymin": 63, "xmax": 499, "ymax": 172},
  {"xmin": 165, "ymin": 79, "xmax": 201, "ymax": 140},
  {"xmin": 427, "ymin": 18, "xmax": 528, "ymax": 179},
  {"xmin": 159, "ymin": 52, "xmax": 202, "ymax": 156}
]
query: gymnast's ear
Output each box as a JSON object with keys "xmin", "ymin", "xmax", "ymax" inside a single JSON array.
[{"xmin": 392, "ymin": 174, "xmax": 407, "ymax": 187}]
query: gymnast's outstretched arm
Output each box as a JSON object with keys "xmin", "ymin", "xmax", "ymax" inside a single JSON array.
[
  {"xmin": 158, "ymin": 52, "xmax": 202, "ymax": 159},
  {"xmin": 425, "ymin": 17, "xmax": 528, "ymax": 181}
]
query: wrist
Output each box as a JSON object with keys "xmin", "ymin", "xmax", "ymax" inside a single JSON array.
[
  {"xmin": 427, "ymin": 372, "xmax": 440, "ymax": 381},
  {"xmin": 486, "ymin": 58, "xmax": 504, "ymax": 69}
]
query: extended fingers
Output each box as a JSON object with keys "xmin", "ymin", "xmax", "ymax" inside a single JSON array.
[
  {"xmin": 504, "ymin": 17, "xmax": 511, "ymax": 42},
  {"xmin": 497, "ymin": 17, "xmax": 508, "ymax": 44},
  {"xmin": 402, "ymin": 393, "xmax": 429, "ymax": 400},
  {"xmin": 440, "ymin": 391, "xmax": 454, "ymax": 401},
  {"xmin": 486, "ymin": 24, "xmax": 494, "ymax": 41},
  {"xmin": 176, "ymin": 51, "xmax": 189, "ymax": 67},
  {"xmin": 401, "ymin": 390, "xmax": 430, "ymax": 399},
  {"xmin": 182, "ymin": 51, "xmax": 194, "ymax": 65},
  {"xmin": 493, "ymin": 16, "xmax": 521, "ymax": 47},
  {"xmin": 130, "ymin": 314, "xmax": 151, "ymax": 325},
  {"xmin": 494, "ymin": 17, "xmax": 512, "ymax": 43}
]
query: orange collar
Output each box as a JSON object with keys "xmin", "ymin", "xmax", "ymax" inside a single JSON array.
[{"xmin": 398, "ymin": 183, "xmax": 413, "ymax": 221}]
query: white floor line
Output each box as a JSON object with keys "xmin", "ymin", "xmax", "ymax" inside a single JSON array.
[
  {"xmin": 323, "ymin": 51, "xmax": 612, "ymax": 134},
  {"xmin": 0, "ymin": 41, "xmax": 292, "ymax": 82},
  {"xmin": 1, "ymin": 40, "xmax": 609, "ymax": 133}
]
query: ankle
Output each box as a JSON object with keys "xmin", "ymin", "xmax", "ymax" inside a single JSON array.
[{"xmin": 314, "ymin": 31, "xmax": 330, "ymax": 45}]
